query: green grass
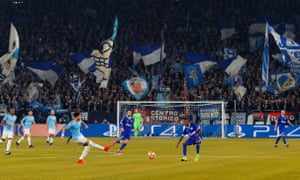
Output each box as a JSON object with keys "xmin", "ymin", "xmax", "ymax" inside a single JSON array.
[{"xmin": 0, "ymin": 137, "xmax": 299, "ymax": 180}]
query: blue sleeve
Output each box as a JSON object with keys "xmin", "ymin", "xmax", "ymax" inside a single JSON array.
[
  {"xmin": 65, "ymin": 121, "xmax": 72, "ymax": 129},
  {"xmin": 3, "ymin": 115, "xmax": 8, "ymax": 122},
  {"xmin": 120, "ymin": 118, "xmax": 124, "ymax": 128}
]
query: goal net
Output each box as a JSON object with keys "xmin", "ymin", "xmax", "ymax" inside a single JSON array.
[{"xmin": 117, "ymin": 101, "xmax": 227, "ymax": 138}]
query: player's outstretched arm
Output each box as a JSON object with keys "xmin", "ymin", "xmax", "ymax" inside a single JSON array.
[
  {"xmin": 176, "ymin": 136, "xmax": 184, "ymax": 149},
  {"xmin": 21, "ymin": 118, "xmax": 25, "ymax": 127},
  {"xmin": 1, "ymin": 119, "xmax": 6, "ymax": 126},
  {"xmin": 81, "ymin": 120, "xmax": 88, "ymax": 129},
  {"xmin": 274, "ymin": 119, "xmax": 278, "ymax": 131}
]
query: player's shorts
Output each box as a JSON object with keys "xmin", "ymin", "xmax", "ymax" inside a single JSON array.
[
  {"xmin": 278, "ymin": 127, "xmax": 285, "ymax": 135},
  {"xmin": 184, "ymin": 136, "xmax": 203, "ymax": 145},
  {"xmin": 74, "ymin": 134, "xmax": 88, "ymax": 145},
  {"xmin": 2, "ymin": 129, "xmax": 14, "ymax": 139},
  {"xmin": 23, "ymin": 128, "xmax": 31, "ymax": 136},
  {"xmin": 48, "ymin": 128, "xmax": 56, "ymax": 135},
  {"xmin": 120, "ymin": 132, "xmax": 131, "ymax": 140}
]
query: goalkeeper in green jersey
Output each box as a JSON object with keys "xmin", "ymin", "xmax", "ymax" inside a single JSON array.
[{"xmin": 132, "ymin": 108, "xmax": 143, "ymax": 139}]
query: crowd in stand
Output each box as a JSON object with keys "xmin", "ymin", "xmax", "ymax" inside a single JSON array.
[{"xmin": 1, "ymin": 0, "xmax": 300, "ymax": 123}]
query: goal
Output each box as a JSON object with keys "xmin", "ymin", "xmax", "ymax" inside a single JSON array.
[{"xmin": 117, "ymin": 101, "xmax": 227, "ymax": 138}]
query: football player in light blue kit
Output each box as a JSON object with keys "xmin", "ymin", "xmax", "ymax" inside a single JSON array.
[
  {"xmin": 274, "ymin": 110, "xmax": 294, "ymax": 147},
  {"xmin": 109, "ymin": 110, "xmax": 134, "ymax": 154},
  {"xmin": 176, "ymin": 118, "xmax": 202, "ymax": 162},
  {"xmin": 16, "ymin": 110, "xmax": 35, "ymax": 148},
  {"xmin": 0, "ymin": 107, "xmax": 17, "ymax": 155},
  {"xmin": 61, "ymin": 112, "xmax": 110, "ymax": 164},
  {"xmin": 46, "ymin": 110, "xmax": 57, "ymax": 145}
]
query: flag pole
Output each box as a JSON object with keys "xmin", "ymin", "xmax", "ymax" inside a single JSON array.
[{"xmin": 157, "ymin": 24, "xmax": 166, "ymax": 91}]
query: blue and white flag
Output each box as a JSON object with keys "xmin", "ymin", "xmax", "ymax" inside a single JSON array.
[
  {"xmin": 272, "ymin": 53, "xmax": 300, "ymax": 73},
  {"xmin": 183, "ymin": 64, "xmax": 204, "ymax": 90},
  {"xmin": 267, "ymin": 71, "xmax": 300, "ymax": 94},
  {"xmin": 290, "ymin": 63, "xmax": 300, "ymax": 74},
  {"xmin": 223, "ymin": 47, "xmax": 236, "ymax": 60},
  {"xmin": 132, "ymin": 43, "xmax": 143, "ymax": 66},
  {"xmin": 219, "ymin": 22, "xmax": 235, "ymax": 41},
  {"xmin": 262, "ymin": 22, "xmax": 270, "ymax": 88},
  {"xmin": 218, "ymin": 55, "xmax": 247, "ymax": 76},
  {"xmin": 25, "ymin": 61, "xmax": 64, "ymax": 87},
  {"xmin": 268, "ymin": 23, "xmax": 300, "ymax": 66},
  {"xmin": 122, "ymin": 77, "xmax": 149, "ymax": 100},
  {"xmin": 184, "ymin": 53, "xmax": 217, "ymax": 73},
  {"xmin": 69, "ymin": 53, "xmax": 95, "ymax": 73},
  {"xmin": 272, "ymin": 53, "xmax": 283, "ymax": 63},
  {"xmin": 0, "ymin": 23, "xmax": 20, "ymax": 84},
  {"xmin": 132, "ymin": 43, "xmax": 166, "ymax": 66},
  {"xmin": 276, "ymin": 24, "xmax": 296, "ymax": 40}
]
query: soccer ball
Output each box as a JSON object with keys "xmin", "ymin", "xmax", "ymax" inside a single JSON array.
[{"xmin": 148, "ymin": 151, "xmax": 156, "ymax": 160}]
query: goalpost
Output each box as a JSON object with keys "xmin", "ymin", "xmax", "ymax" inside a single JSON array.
[{"xmin": 117, "ymin": 101, "xmax": 227, "ymax": 138}]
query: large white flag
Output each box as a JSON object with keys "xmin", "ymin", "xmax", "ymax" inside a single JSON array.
[
  {"xmin": 218, "ymin": 55, "xmax": 247, "ymax": 75},
  {"xmin": 0, "ymin": 23, "xmax": 20, "ymax": 84}
]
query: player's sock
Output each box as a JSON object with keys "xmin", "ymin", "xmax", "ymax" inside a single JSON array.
[
  {"xmin": 194, "ymin": 154, "xmax": 200, "ymax": 162},
  {"xmin": 50, "ymin": 137, "xmax": 54, "ymax": 144},
  {"xmin": 17, "ymin": 136, "xmax": 24, "ymax": 144},
  {"xmin": 27, "ymin": 137, "xmax": 31, "ymax": 146},
  {"xmin": 282, "ymin": 136, "xmax": 287, "ymax": 144},
  {"xmin": 79, "ymin": 146, "xmax": 90, "ymax": 160},
  {"xmin": 119, "ymin": 143, "xmax": 127, "ymax": 150},
  {"xmin": 115, "ymin": 140, "xmax": 121, "ymax": 144},
  {"xmin": 275, "ymin": 136, "xmax": 281, "ymax": 145},
  {"xmin": 6, "ymin": 139, "xmax": 12, "ymax": 152},
  {"xmin": 66, "ymin": 136, "xmax": 72, "ymax": 144},
  {"xmin": 196, "ymin": 144, "xmax": 200, "ymax": 154},
  {"xmin": 46, "ymin": 136, "xmax": 50, "ymax": 143},
  {"xmin": 89, "ymin": 141, "xmax": 104, "ymax": 150},
  {"xmin": 183, "ymin": 143, "xmax": 187, "ymax": 156},
  {"xmin": 110, "ymin": 141, "xmax": 116, "ymax": 147},
  {"xmin": 134, "ymin": 132, "xmax": 138, "ymax": 137}
]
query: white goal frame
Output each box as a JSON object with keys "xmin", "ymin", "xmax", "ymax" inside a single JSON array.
[{"xmin": 117, "ymin": 101, "xmax": 227, "ymax": 138}]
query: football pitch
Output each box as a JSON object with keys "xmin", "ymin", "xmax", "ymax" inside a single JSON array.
[{"xmin": 0, "ymin": 137, "xmax": 299, "ymax": 180}]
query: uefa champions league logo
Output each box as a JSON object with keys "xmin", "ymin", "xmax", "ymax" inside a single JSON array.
[{"xmin": 227, "ymin": 125, "xmax": 246, "ymax": 138}]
